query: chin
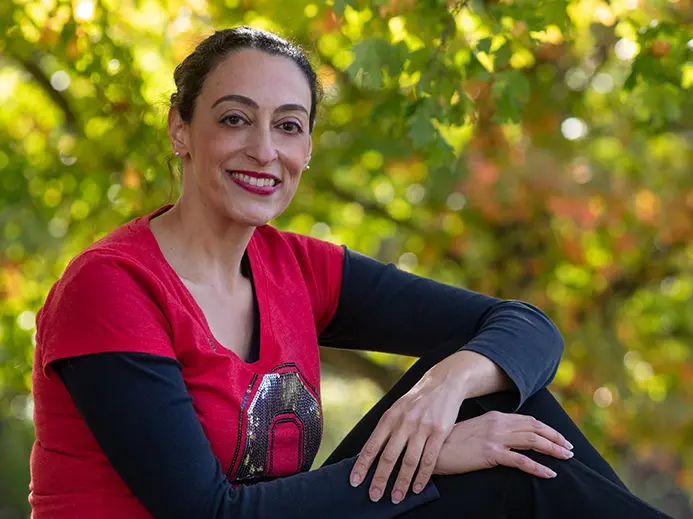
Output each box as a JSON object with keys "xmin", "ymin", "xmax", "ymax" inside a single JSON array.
[
  {"xmin": 212, "ymin": 185, "xmax": 293, "ymax": 227},
  {"xmin": 226, "ymin": 204, "xmax": 284, "ymax": 228}
]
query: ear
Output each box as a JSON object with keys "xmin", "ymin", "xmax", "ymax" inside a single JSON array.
[
  {"xmin": 306, "ymin": 136, "xmax": 312, "ymax": 166},
  {"xmin": 168, "ymin": 108, "xmax": 189, "ymax": 158}
]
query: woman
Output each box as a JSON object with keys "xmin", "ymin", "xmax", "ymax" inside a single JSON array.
[{"xmin": 29, "ymin": 26, "xmax": 671, "ymax": 518}]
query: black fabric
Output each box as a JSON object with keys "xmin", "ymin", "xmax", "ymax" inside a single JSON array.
[
  {"xmin": 240, "ymin": 251, "xmax": 261, "ymax": 363},
  {"xmin": 320, "ymin": 249, "xmax": 565, "ymax": 410},
  {"xmin": 323, "ymin": 338, "xmax": 673, "ymax": 519},
  {"xmin": 53, "ymin": 353, "xmax": 439, "ymax": 519}
]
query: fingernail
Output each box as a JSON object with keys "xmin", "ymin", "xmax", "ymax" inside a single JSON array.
[
  {"xmin": 566, "ymin": 450, "xmax": 574, "ymax": 459},
  {"xmin": 392, "ymin": 490, "xmax": 403, "ymax": 504},
  {"xmin": 370, "ymin": 488, "xmax": 382, "ymax": 502},
  {"xmin": 547, "ymin": 469, "xmax": 557, "ymax": 478},
  {"xmin": 566, "ymin": 440, "xmax": 574, "ymax": 450},
  {"xmin": 413, "ymin": 483, "xmax": 423, "ymax": 494},
  {"xmin": 350, "ymin": 473, "xmax": 361, "ymax": 487}
]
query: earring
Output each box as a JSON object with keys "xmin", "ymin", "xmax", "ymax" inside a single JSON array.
[
  {"xmin": 175, "ymin": 151, "xmax": 180, "ymax": 157},
  {"xmin": 304, "ymin": 164, "xmax": 310, "ymax": 171}
]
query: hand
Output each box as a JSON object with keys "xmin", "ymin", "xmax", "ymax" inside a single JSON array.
[
  {"xmin": 433, "ymin": 410, "xmax": 575, "ymax": 479},
  {"xmin": 349, "ymin": 363, "xmax": 463, "ymax": 504}
]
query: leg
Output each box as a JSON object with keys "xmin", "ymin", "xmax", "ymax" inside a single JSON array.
[
  {"xmin": 323, "ymin": 340, "xmax": 672, "ymax": 518},
  {"xmin": 490, "ymin": 390, "xmax": 671, "ymax": 518}
]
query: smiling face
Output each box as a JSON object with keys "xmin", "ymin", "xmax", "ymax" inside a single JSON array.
[{"xmin": 169, "ymin": 48, "xmax": 313, "ymax": 226}]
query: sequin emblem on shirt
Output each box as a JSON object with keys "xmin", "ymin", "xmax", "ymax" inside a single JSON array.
[{"xmin": 232, "ymin": 367, "xmax": 322, "ymax": 481}]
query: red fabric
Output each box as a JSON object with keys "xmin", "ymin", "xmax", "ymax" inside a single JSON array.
[{"xmin": 29, "ymin": 205, "xmax": 344, "ymax": 518}]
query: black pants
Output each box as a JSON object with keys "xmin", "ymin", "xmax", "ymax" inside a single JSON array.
[{"xmin": 322, "ymin": 341, "xmax": 672, "ymax": 518}]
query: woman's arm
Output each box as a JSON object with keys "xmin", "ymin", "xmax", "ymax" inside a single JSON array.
[
  {"xmin": 319, "ymin": 248, "xmax": 565, "ymax": 410},
  {"xmin": 52, "ymin": 352, "xmax": 439, "ymax": 519},
  {"xmin": 318, "ymin": 248, "xmax": 565, "ymax": 502}
]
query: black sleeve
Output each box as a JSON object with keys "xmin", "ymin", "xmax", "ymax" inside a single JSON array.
[
  {"xmin": 319, "ymin": 248, "xmax": 565, "ymax": 410},
  {"xmin": 52, "ymin": 352, "xmax": 439, "ymax": 519}
]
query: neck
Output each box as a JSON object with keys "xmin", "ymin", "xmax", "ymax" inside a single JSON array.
[{"xmin": 151, "ymin": 197, "xmax": 255, "ymax": 293}]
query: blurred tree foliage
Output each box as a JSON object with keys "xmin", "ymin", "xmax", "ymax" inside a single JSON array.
[{"xmin": 1, "ymin": 0, "xmax": 693, "ymax": 516}]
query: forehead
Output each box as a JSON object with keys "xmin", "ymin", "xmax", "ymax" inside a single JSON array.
[{"xmin": 201, "ymin": 49, "xmax": 312, "ymax": 110}]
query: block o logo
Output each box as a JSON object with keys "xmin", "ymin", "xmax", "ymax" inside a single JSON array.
[{"xmin": 231, "ymin": 368, "xmax": 322, "ymax": 481}]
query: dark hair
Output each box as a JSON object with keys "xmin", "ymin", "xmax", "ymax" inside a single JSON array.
[{"xmin": 170, "ymin": 26, "xmax": 321, "ymax": 132}]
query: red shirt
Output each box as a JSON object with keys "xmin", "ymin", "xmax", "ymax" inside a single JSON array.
[{"xmin": 30, "ymin": 205, "xmax": 344, "ymax": 518}]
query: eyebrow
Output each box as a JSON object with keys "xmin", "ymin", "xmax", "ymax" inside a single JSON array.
[{"xmin": 211, "ymin": 94, "xmax": 309, "ymax": 117}]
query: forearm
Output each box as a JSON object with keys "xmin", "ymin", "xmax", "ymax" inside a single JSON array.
[
  {"xmin": 319, "ymin": 250, "xmax": 563, "ymax": 407},
  {"xmin": 54, "ymin": 353, "xmax": 440, "ymax": 519},
  {"xmin": 434, "ymin": 349, "xmax": 514, "ymax": 401}
]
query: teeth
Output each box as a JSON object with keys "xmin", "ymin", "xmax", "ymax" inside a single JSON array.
[{"xmin": 230, "ymin": 172, "xmax": 277, "ymax": 187}]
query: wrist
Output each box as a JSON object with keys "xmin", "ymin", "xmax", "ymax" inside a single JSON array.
[
  {"xmin": 434, "ymin": 351, "xmax": 474, "ymax": 401},
  {"xmin": 435, "ymin": 349, "xmax": 511, "ymax": 401}
]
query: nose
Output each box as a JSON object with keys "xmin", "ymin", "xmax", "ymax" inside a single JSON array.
[{"xmin": 246, "ymin": 125, "xmax": 278, "ymax": 166}]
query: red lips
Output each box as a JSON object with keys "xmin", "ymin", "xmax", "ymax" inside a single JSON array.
[{"xmin": 228, "ymin": 170, "xmax": 281, "ymax": 196}]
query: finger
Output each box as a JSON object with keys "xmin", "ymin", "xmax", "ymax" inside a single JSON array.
[
  {"xmin": 498, "ymin": 450, "xmax": 558, "ymax": 479},
  {"xmin": 349, "ymin": 411, "xmax": 398, "ymax": 487},
  {"xmin": 369, "ymin": 429, "xmax": 410, "ymax": 502},
  {"xmin": 390, "ymin": 433, "xmax": 427, "ymax": 504},
  {"xmin": 411, "ymin": 429, "xmax": 446, "ymax": 495},
  {"xmin": 513, "ymin": 414, "xmax": 573, "ymax": 451},
  {"xmin": 510, "ymin": 432, "xmax": 574, "ymax": 460},
  {"xmin": 497, "ymin": 450, "xmax": 556, "ymax": 479}
]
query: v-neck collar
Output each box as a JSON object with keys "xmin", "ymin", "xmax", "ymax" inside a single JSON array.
[{"xmin": 138, "ymin": 204, "xmax": 266, "ymax": 367}]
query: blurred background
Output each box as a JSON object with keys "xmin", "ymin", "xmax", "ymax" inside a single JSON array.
[{"xmin": 1, "ymin": 0, "xmax": 693, "ymax": 517}]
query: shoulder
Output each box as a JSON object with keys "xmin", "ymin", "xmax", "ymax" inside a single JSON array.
[
  {"xmin": 253, "ymin": 225, "xmax": 344, "ymax": 265},
  {"xmin": 48, "ymin": 208, "xmax": 168, "ymax": 305},
  {"xmin": 56, "ymin": 248, "xmax": 158, "ymax": 300},
  {"xmin": 37, "ymin": 248, "xmax": 174, "ymax": 374},
  {"xmin": 252, "ymin": 226, "xmax": 345, "ymax": 333},
  {"xmin": 37, "ymin": 213, "xmax": 169, "ymax": 346},
  {"xmin": 39, "ymin": 247, "xmax": 165, "ymax": 339}
]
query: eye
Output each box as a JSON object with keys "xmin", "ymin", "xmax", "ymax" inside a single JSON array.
[
  {"xmin": 221, "ymin": 114, "xmax": 247, "ymax": 127},
  {"xmin": 278, "ymin": 121, "xmax": 303, "ymax": 134}
]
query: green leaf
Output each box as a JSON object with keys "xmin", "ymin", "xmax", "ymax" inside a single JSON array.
[
  {"xmin": 490, "ymin": 70, "xmax": 529, "ymax": 123},
  {"xmin": 346, "ymin": 38, "xmax": 408, "ymax": 90},
  {"xmin": 494, "ymin": 42, "xmax": 513, "ymax": 69},
  {"xmin": 493, "ymin": 69, "xmax": 530, "ymax": 102},
  {"xmin": 467, "ymin": 55, "xmax": 492, "ymax": 81},
  {"xmin": 624, "ymin": 70, "xmax": 638, "ymax": 91},
  {"xmin": 493, "ymin": 91, "xmax": 522, "ymax": 124},
  {"xmin": 347, "ymin": 39, "xmax": 384, "ymax": 89},
  {"xmin": 384, "ymin": 42, "xmax": 409, "ymax": 77},
  {"xmin": 477, "ymin": 37, "xmax": 493, "ymax": 55},
  {"xmin": 332, "ymin": 0, "xmax": 349, "ymax": 17},
  {"xmin": 507, "ymin": 70, "xmax": 530, "ymax": 101},
  {"xmin": 542, "ymin": 0, "xmax": 569, "ymax": 30},
  {"xmin": 408, "ymin": 48, "xmax": 432, "ymax": 72},
  {"xmin": 407, "ymin": 101, "xmax": 438, "ymax": 148}
]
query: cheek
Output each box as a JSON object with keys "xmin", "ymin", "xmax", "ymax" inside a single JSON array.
[
  {"xmin": 278, "ymin": 173, "xmax": 303, "ymax": 211},
  {"xmin": 279, "ymin": 136, "xmax": 310, "ymax": 173},
  {"xmin": 193, "ymin": 122, "xmax": 236, "ymax": 155},
  {"xmin": 206, "ymin": 130, "xmax": 235, "ymax": 155}
]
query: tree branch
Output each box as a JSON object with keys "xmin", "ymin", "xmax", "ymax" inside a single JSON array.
[
  {"xmin": 426, "ymin": 0, "xmax": 470, "ymax": 74},
  {"xmin": 311, "ymin": 177, "xmax": 425, "ymax": 235},
  {"xmin": 310, "ymin": 175, "xmax": 467, "ymax": 264},
  {"xmin": 579, "ymin": 240, "xmax": 687, "ymax": 325},
  {"xmin": 12, "ymin": 54, "xmax": 80, "ymax": 133}
]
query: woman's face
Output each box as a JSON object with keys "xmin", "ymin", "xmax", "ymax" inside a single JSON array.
[{"xmin": 169, "ymin": 49, "xmax": 312, "ymax": 226}]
